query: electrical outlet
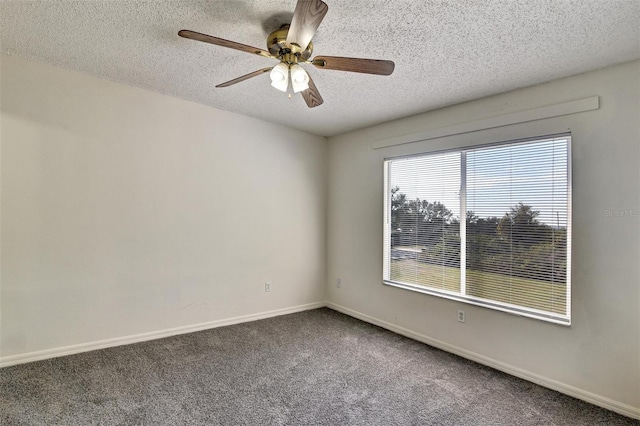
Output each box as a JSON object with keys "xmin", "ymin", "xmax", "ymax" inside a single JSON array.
[
  {"xmin": 457, "ymin": 310, "xmax": 465, "ymax": 323},
  {"xmin": 336, "ymin": 278, "xmax": 342, "ymax": 288},
  {"xmin": 265, "ymin": 281, "xmax": 271, "ymax": 292}
]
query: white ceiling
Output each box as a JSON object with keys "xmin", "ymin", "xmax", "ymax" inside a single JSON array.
[{"xmin": 1, "ymin": 1, "xmax": 639, "ymax": 137}]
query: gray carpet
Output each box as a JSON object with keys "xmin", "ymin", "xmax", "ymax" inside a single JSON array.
[{"xmin": 1, "ymin": 308, "xmax": 637, "ymax": 425}]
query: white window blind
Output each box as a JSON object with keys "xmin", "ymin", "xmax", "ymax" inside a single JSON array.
[{"xmin": 383, "ymin": 134, "xmax": 571, "ymax": 324}]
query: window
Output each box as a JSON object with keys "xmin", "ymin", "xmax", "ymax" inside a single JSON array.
[{"xmin": 383, "ymin": 134, "xmax": 571, "ymax": 324}]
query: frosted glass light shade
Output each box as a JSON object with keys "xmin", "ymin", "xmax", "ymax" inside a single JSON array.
[
  {"xmin": 270, "ymin": 63, "xmax": 289, "ymax": 92},
  {"xmin": 290, "ymin": 64, "xmax": 309, "ymax": 93}
]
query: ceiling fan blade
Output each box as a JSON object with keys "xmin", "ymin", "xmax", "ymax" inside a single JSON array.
[
  {"xmin": 301, "ymin": 75, "xmax": 324, "ymax": 108},
  {"xmin": 286, "ymin": 0, "xmax": 328, "ymax": 51},
  {"xmin": 178, "ymin": 30, "xmax": 274, "ymax": 58},
  {"xmin": 312, "ymin": 56, "xmax": 395, "ymax": 76},
  {"xmin": 216, "ymin": 68, "xmax": 273, "ymax": 88}
]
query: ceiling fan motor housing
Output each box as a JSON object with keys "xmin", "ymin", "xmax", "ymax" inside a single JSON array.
[{"xmin": 267, "ymin": 24, "xmax": 313, "ymax": 61}]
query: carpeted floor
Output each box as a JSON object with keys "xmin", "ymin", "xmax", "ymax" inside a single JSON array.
[{"xmin": 0, "ymin": 308, "xmax": 637, "ymax": 425}]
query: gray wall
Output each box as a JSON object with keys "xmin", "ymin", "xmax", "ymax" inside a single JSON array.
[
  {"xmin": 2, "ymin": 52, "xmax": 638, "ymax": 416},
  {"xmin": 327, "ymin": 61, "xmax": 640, "ymax": 413},
  {"xmin": 1, "ymin": 54, "xmax": 327, "ymax": 358}
]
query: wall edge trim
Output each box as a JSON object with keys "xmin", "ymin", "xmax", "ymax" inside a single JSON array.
[
  {"xmin": 0, "ymin": 302, "xmax": 325, "ymax": 368},
  {"xmin": 326, "ymin": 301, "xmax": 640, "ymax": 420}
]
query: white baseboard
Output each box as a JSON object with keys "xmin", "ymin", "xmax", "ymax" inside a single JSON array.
[
  {"xmin": 2, "ymin": 300, "xmax": 638, "ymax": 420},
  {"xmin": 326, "ymin": 302, "xmax": 640, "ymax": 420},
  {"xmin": 0, "ymin": 302, "xmax": 325, "ymax": 368}
]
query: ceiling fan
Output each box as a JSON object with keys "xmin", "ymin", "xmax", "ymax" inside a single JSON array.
[{"xmin": 178, "ymin": 0, "xmax": 395, "ymax": 108}]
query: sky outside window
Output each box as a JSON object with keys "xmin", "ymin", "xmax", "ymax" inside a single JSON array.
[{"xmin": 389, "ymin": 138, "xmax": 569, "ymax": 227}]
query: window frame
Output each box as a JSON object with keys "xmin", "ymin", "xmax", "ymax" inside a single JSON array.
[{"xmin": 383, "ymin": 133, "xmax": 572, "ymax": 325}]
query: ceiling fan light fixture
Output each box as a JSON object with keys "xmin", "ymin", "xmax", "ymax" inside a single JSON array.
[
  {"xmin": 290, "ymin": 64, "xmax": 310, "ymax": 93},
  {"xmin": 179, "ymin": 0, "xmax": 394, "ymax": 108},
  {"xmin": 270, "ymin": 62, "xmax": 289, "ymax": 92}
]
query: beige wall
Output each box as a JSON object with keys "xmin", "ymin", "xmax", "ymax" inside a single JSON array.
[
  {"xmin": 327, "ymin": 61, "xmax": 640, "ymax": 412},
  {"xmin": 0, "ymin": 54, "xmax": 327, "ymax": 357}
]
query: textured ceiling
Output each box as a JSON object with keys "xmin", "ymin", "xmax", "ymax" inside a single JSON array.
[{"xmin": 1, "ymin": 1, "xmax": 639, "ymax": 137}]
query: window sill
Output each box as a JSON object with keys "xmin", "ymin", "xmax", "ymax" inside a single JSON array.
[{"xmin": 383, "ymin": 279, "xmax": 571, "ymax": 326}]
